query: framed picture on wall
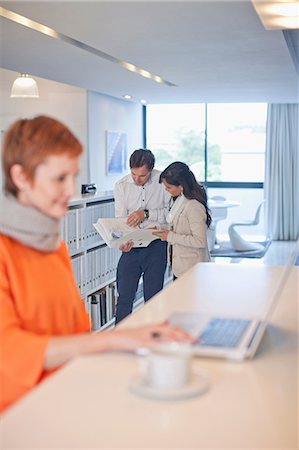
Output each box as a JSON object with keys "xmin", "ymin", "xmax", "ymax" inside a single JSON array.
[{"xmin": 106, "ymin": 130, "xmax": 127, "ymax": 176}]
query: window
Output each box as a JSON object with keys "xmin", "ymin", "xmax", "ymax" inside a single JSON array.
[
  {"xmin": 146, "ymin": 103, "xmax": 267, "ymax": 186},
  {"xmin": 146, "ymin": 104, "xmax": 206, "ymax": 181},
  {"xmin": 207, "ymin": 103, "xmax": 267, "ymax": 183}
]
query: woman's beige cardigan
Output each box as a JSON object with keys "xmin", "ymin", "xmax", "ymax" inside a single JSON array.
[{"xmin": 167, "ymin": 197, "xmax": 211, "ymax": 277}]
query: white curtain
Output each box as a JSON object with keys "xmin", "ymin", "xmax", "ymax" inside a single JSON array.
[{"xmin": 265, "ymin": 104, "xmax": 299, "ymax": 240}]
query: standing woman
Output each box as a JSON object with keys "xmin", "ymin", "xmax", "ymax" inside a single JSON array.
[
  {"xmin": 0, "ymin": 117, "xmax": 192, "ymax": 412},
  {"xmin": 153, "ymin": 161, "xmax": 211, "ymax": 278}
]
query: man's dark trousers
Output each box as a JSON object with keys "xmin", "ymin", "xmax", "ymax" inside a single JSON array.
[{"xmin": 115, "ymin": 240, "xmax": 167, "ymax": 323}]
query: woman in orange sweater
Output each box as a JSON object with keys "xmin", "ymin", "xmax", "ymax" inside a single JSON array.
[{"xmin": 0, "ymin": 116, "xmax": 191, "ymax": 412}]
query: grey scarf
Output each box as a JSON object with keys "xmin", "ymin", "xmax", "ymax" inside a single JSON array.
[{"xmin": 0, "ymin": 194, "xmax": 61, "ymax": 252}]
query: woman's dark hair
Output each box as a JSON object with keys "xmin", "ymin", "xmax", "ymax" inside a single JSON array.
[
  {"xmin": 130, "ymin": 149, "xmax": 155, "ymax": 171},
  {"xmin": 159, "ymin": 161, "xmax": 211, "ymax": 228}
]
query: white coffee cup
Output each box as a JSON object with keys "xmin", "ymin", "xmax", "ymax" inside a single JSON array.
[{"xmin": 145, "ymin": 342, "xmax": 192, "ymax": 390}]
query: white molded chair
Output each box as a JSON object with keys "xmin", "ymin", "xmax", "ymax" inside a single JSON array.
[{"xmin": 228, "ymin": 201, "xmax": 265, "ymax": 252}]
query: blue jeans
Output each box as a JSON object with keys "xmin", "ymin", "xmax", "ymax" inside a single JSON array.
[{"xmin": 115, "ymin": 240, "xmax": 167, "ymax": 324}]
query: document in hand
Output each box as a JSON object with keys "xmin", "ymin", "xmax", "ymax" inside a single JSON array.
[{"xmin": 93, "ymin": 218, "xmax": 158, "ymax": 248}]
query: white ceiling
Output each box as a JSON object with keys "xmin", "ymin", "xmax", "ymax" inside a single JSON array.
[{"xmin": 1, "ymin": 0, "xmax": 298, "ymax": 104}]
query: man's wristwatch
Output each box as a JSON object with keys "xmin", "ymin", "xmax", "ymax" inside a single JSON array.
[{"xmin": 144, "ymin": 209, "xmax": 149, "ymax": 220}]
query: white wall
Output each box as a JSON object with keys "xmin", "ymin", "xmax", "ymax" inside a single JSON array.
[
  {"xmin": 87, "ymin": 91, "xmax": 144, "ymax": 192},
  {"xmin": 0, "ymin": 68, "xmax": 88, "ymax": 194}
]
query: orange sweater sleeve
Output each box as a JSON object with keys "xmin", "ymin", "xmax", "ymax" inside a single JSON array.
[{"xmin": 0, "ymin": 236, "xmax": 90, "ymax": 412}]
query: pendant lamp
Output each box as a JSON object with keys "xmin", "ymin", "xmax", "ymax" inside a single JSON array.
[{"xmin": 10, "ymin": 73, "xmax": 39, "ymax": 98}]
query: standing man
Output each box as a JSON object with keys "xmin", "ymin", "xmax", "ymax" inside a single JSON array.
[{"xmin": 114, "ymin": 149, "xmax": 170, "ymax": 323}]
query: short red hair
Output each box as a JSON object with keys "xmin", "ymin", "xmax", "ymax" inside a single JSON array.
[{"xmin": 2, "ymin": 115, "xmax": 83, "ymax": 196}]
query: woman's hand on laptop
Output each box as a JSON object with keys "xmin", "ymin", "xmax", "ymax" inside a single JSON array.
[{"xmin": 105, "ymin": 322, "xmax": 194, "ymax": 352}]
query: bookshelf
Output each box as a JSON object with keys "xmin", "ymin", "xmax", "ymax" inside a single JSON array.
[
  {"xmin": 61, "ymin": 192, "xmax": 119, "ymax": 331},
  {"xmin": 62, "ymin": 192, "xmax": 173, "ymax": 332}
]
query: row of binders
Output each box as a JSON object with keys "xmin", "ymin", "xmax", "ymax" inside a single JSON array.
[
  {"xmin": 88, "ymin": 282, "xmax": 117, "ymax": 330},
  {"xmin": 61, "ymin": 201, "xmax": 115, "ymax": 254},
  {"xmin": 71, "ymin": 245, "xmax": 121, "ymax": 296},
  {"xmin": 87, "ymin": 280, "xmax": 146, "ymax": 331}
]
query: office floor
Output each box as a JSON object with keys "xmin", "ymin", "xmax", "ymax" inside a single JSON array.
[{"xmin": 212, "ymin": 239, "xmax": 298, "ymax": 266}]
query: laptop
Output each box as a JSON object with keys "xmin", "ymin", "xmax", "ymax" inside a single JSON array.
[
  {"xmin": 169, "ymin": 312, "xmax": 267, "ymax": 361},
  {"xmin": 168, "ymin": 261, "xmax": 294, "ymax": 361}
]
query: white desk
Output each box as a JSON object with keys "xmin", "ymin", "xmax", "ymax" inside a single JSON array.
[
  {"xmin": 208, "ymin": 200, "xmax": 240, "ymax": 250},
  {"xmin": 1, "ymin": 264, "xmax": 298, "ymax": 449}
]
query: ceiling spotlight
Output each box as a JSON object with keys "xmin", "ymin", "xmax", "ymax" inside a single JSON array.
[
  {"xmin": 140, "ymin": 99, "xmax": 147, "ymax": 104},
  {"xmin": 123, "ymin": 94, "xmax": 132, "ymax": 100},
  {"xmin": 10, "ymin": 73, "xmax": 39, "ymax": 98}
]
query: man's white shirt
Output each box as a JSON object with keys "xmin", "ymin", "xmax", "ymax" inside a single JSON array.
[{"xmin": 114, "ymin": 169, "xmax": 170, "ymax": 229}]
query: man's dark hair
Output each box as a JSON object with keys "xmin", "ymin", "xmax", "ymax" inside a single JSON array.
[{"xmin": 129, "ymin": 149, "xmax": 155, "ymax": 171}]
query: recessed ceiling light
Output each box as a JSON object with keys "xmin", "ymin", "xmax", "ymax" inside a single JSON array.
[
  {"xmin": 140, "ymin": 99, "xmax": 147, "ymax": 104},
  {"xmin": 265, "ymin": 2, "xmax": 299, "ymax": 18},
  {"xmin": 271, "ymin": 16, "xmax": 299, "ymax": 27},
  {"xmin": 252, "ymin": 1, "xmax": 299, "ymax": 30},
  {"xmin": 123, "ymin": 94, "xmax": 132, "ymax": 100}
]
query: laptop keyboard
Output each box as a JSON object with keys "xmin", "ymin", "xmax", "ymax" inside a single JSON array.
[{"xmin": 196, "ymin": 318, "xmax": 251, "ymax": 348}]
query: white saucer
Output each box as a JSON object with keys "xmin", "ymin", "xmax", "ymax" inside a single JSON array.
[{"xmin": 129, "ymin": 369, "xmax": 210, "ymax": 400}]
